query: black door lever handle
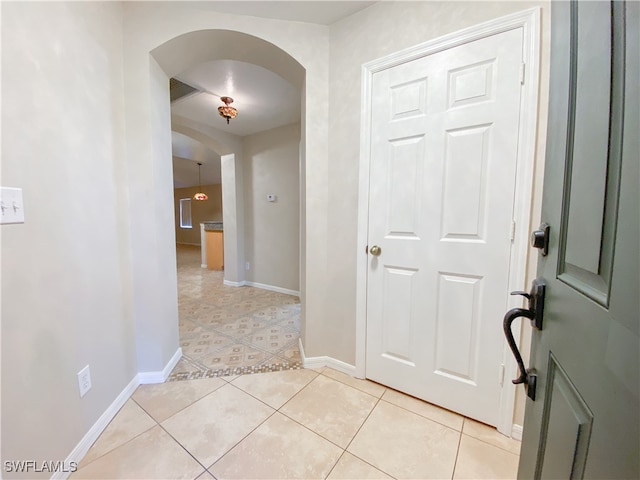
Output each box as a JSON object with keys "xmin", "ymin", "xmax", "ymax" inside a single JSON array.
[
  {"xmin": 502, "ymin": 279, "xmax": 546, "ymax": 401},
  {"xmin": 503, "ymin": 307, "xmax": 537, "ymax": 400}
]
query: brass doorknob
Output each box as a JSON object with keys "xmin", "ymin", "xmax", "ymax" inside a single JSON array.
[{"xmin": 370, "ymin": 245, "xmax": 382, "ymax": 256}]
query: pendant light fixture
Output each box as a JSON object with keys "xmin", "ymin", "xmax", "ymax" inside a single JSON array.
[
  {"xmin": 218, "ymin": 96, "xmax": 238, "ymax": 124},
  {"xmin": 193, "ymin": 162, "xmax": 208, "ymax": 201}
]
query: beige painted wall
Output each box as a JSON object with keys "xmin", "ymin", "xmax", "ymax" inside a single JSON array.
[
  {"xmin": 1, "ymin": 2, "xmax": 137, "ymax": 474},
  {"xmin": 122, "ymin": 2, "xmax": 330, "ymax": 372},
  {"xmin": 174, "ymin": 185, "xmax": 223, "ymax": 245},
  {"xmin": 243, "ymin": 123, "xmax": 300, "ymax": 292}
]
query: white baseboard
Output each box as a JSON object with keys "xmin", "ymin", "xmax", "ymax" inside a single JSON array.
[
  {"xmin": 137, "ymin": 348, "xmax": 182, "ymax": 385},
  {"xmin": 511, "ymin": 424, "xmax": 523, "ymax": 441},
  {"xmin": 223, "ymin": 279, "xmax": 300, "ymax": 297},
  {"xmin": 53, "ymin": 375, "xmax": 140, "ymax": 480},
  {"xmin": 299, "ymin": 339, "xmax": 357, "ymax": 376},
  {"xmin": 201, "ymin": 263, "xmax": 207, "ymax": 269},
  {"xmin": 244, "ymin": 281, "xmax": 300, "ymax": 297},
  {"xmin": 54, "ymin": 349, "xmax": 182, "ymax": 479}
]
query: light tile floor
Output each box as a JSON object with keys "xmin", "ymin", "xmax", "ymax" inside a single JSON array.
[
  {"xmin": 72, "ymin": 368, "xmax": 520, "ymax": 479},
  {"xmin": 168, "ymin": 245, "xmax": 302, "ymax": 381},
  {"xmin": 73, "ymin": 245, "xmax": 521, "ymax": 478}
]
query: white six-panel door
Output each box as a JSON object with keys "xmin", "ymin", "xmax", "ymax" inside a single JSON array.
[{"xmin": 366, "ymin": 28, "xmax": 524, "ymax": 426}]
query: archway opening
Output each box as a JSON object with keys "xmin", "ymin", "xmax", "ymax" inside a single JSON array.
[{"xmin": 150, "ymin": 29, "xmax": 306, "ymax": 377}]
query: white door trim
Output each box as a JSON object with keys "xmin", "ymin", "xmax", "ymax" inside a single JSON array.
[{"xmin": 355, "ymin": 8, "xmax": 541, "ymax": 436}]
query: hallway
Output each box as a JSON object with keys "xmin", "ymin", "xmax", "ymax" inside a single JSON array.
[{"xmin": 169, "ymin": 244, "xmax": 302, "ymax": 381}]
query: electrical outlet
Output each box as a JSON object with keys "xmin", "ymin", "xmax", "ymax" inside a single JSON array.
[
  {"xmin": 245, "ymin": 262, "xmax": 250, "ymax": 271},
  {"xmin": 77, "ymin": 365, "xmax": 92, "ymax": 397}
]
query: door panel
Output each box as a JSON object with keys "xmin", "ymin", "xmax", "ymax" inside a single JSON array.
[
  {"xmin": 442, "ymin": 125, "xmax": 490, "ymax": 240},
  {"xmin": 366, "ymin": 28, "xmax": 524, "ymax": 425},
  {"xmin": 518, "ymin": 2, "xmax": 639, "ymax": 478},
  {"xmin": 448, "ymin": 59, "xmax": 496, "ymax": 108},
  {"xmin": 558, "ymin": 0, "xmax": 624, "ymax": 305},
  {"xmin": 386, "ymin": 135, "xmax": 425, "ymax": 236},
  {"xmin": 381, "ymin": 266, "xmax": 418, "ymax": 365},
  {"xmin": 435, "ymin": 273, "xmax": 482, "ymax": 384},
  {"xmin": 563, "ymin": 2, "xmax": 612, "ymax": 277},
  {"xmin": 537, "ymin": 355, "xmax": 593, "ymax": 480}
]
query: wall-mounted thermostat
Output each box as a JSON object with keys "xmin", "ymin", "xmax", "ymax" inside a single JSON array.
[{"xmin": 266, "ymin": 194, "xmax": 277, "ymax": 202}]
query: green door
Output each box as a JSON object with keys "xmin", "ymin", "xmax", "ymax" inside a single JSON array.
[{"xmin": 517, "ymin": 1, "xmax": 639, "ymax": 478}]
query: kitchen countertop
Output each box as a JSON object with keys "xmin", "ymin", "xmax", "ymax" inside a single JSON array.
[{"xmin": 202, "ymin": 221, "xmax": 223, "ymax": 231}]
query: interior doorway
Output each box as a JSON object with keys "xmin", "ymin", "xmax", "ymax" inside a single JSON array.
[
  {"xmin": 153, "ymin": 30, "xmax": 306, "ymax": 379},
  {"xmin": 355, "ymin": 9, "xmax": 541, "ymax": 436},
  {"xmin": 366, "ymin": 27, "xmax": 524, "ymax": 426}
]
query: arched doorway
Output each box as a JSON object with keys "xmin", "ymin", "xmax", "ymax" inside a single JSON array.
[
  {"xmin": 148, "ymin": 29, "xmax": 306, "ymax": 378},
  {"xmin": 122, "ymin": 9, "xmax": 332, "ymax": 380}
]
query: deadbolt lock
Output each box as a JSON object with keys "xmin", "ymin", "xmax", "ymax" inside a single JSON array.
[{"xmin": 531, "ymin": 223, "xmax": 550, "ymax": 256}]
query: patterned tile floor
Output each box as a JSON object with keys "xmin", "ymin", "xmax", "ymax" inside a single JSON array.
[{"xmin": 168, "ymin": 244, "xmax": 302, "ymax": 381}]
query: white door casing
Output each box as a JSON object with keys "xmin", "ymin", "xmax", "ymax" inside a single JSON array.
[{"xmin": 355, "ymin": 9, "xmax": 541, "ymax": 434}]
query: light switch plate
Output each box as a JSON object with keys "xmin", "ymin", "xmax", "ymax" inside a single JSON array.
[{"xmin": 0, "ymin": 187, "xmax": 25, "ymax": 224}]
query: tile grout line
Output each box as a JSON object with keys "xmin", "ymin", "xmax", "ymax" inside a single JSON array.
[
  {"xmin": 337, "ymin": 395, "xmax": 399, "ymax": 480},
  {"xmin": 323, "ymin": 451, "xmax": 348, "ymax": 480},
  {"xmin": 205, "ymin": 406, "xmax": 281, "ymax": 474},
  {"xmin": 460, "ymin": 431, "xmax": 522, "ymax": 457},
  {"xmin": 131, "ymin": 394, "xmax": 217, "ymax": 475},
  {"xmin": 76, "ymin": 398, "xmax": 168, "ymax": 473},
  {"xmin": 224, "ymin": 376, "xmax": 311, "ymax": 413},
  {"xmin": 240, "ymin": 371, "xmax": 390, "ymax": 474},
  {"xmin": 376, "ymin": 395, "xmax": 464, "ymax": 434},
  {"xmin": 155, "ymin": 421, "xmax": 213, "ymax": 475},
  {"xmin": 136, "ymin": 379, "xmax": 230, "ymax": 424},
  {"xmin": 319, "ymin": 369, "xmax": 386, "ymax": 400},
  {"xmin": 451, "ymin": 419, "xmax": 465, "ymax": 480},
  {"xmin": 125, "ymin": 378, "xmax": 262, "ymax": 478},
  {"xmin": 252, "ymin": 374, "xmax": 358, "ymax": 454}
]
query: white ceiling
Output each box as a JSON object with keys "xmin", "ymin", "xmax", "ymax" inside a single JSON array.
[
  {"xmin": 173, "ymin": 60, "xmax": 301, "ymax": 137},
  {"xmin": 171, "ymin": 1, "xmax": 376, "ymax": 188},
  {"xmin": 180, "ymin": 1, "xmax": 375, "ymax": 25}
]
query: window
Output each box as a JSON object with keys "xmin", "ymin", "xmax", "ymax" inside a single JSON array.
[{"xmin": 179, "ymin": 198, "xmax": 192, "ymax": 228}]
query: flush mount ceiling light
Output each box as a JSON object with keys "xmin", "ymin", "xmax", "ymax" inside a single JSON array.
[
  {"xmin": 193, "ymin": 162, "xmax": 208, "ymax": 201},
  {"xmin": 218, "ymin": 96, "xmax": 238, "ymax": 124}
]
